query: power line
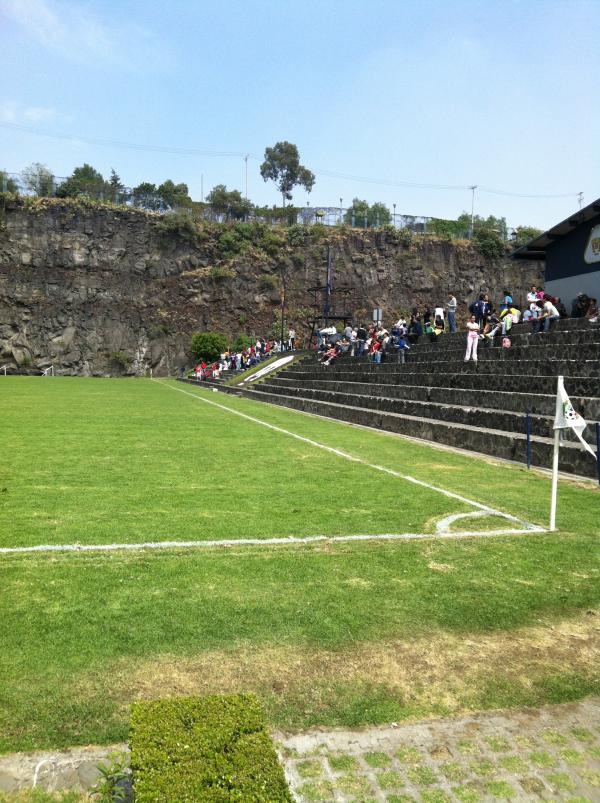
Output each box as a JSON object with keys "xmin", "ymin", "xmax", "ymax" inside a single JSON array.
[{"xmin": 0, "ymin": 121, "xmax": 582, "ymax": 200}]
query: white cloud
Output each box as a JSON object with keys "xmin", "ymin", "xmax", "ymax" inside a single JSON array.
[
  {"xmin": 0, "ymin": 0, "xmax": 171, "ymax": 72},
  {"xmin": 0, "ymin": 101, "xmax": 56, "ymax": 123}
]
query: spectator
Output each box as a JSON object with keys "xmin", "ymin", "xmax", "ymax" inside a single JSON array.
[
  {"xmin": 396, "ymin": 333, "xmax": 410, "ymax": 364},
  {"xmin": 469, "ymin": 294, "xmax": 491, "ymax": 329},
  {"xmin": 434, "ymin": 303, "xmax": 445, "ymax": 323},
  {"xmin": 571, "ymin": 293, "xmax": 590, "ymax": 318},
  {"xmin": 533, "ymin": 297, "xmax": 560, "ymax": 333},
  {"xmin": 355, "ymin": 323, "xmax": 367, "ymax": 356},
  {"xmin": 446, "ymin": 293, "xmax": 457, "ymax": 333},
  {"xmin": 407, "ymin": 315, "xmax": 422, "ymax": 345},
  {"xmin": 527, "ymin": 285, "xmax": 539, "ymax": 304},
  {"xmin": 423, "ymin": 306, "xmax": 432, "ymax": 326},
  {"xmin": 464, "ymin": 315, "xmax": 480, "ymax": 362},
  {"xmin": 585, "ymin": 298, "xmax": 598, "ymax": 323},
  {"xmin": 500, "ymin": 290, "xmax": 513, "ymax": 311}
]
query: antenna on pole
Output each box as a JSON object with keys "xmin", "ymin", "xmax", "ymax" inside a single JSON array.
[
  {"xmin": 578, "ymin": 191, "xmax": 584, "ymax": 209},
  {"xmin": 469, "ymin": 185, "xmax": 477, "ymax": 239}
]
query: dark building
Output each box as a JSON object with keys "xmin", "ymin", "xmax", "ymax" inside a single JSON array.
[{"xmin": 512, "ymin": 197, "xmax": 600, "ymax": 309}]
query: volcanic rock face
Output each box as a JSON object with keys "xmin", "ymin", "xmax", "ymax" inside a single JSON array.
[{"xmin": 0, "ymin": 200, "xmax": 543, "ymax": 375}]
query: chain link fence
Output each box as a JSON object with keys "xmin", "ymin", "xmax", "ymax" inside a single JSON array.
[{"xmin": 1, "ymin": 171, "xmax": 517, "ymax": 240}]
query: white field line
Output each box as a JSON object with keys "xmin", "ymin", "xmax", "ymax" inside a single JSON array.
[
  {"xmin": 154, "ymin": 380, "xmax": 545, "ymax": 534},
  {"xmin": 0, "ymin": 528, "xmax": 543, "ymax": 555}
]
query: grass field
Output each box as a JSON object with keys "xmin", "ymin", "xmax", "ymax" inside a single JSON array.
[{"xmin": 1, "ymin": 376, "xmax": 599, "ymax": 755}]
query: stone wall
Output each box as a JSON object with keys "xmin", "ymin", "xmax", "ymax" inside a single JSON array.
[{"xmin": 0, "ymin": 199, "xmax": 543, "ymax": 376}]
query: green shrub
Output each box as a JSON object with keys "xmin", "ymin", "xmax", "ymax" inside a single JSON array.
[
  {"xmin": 210, "ymin": 265, "xmax": 235, "ymax": 281},
  {"xmin": 130, "ymin": 695, "xmax": 292, "ymax": 802},
  {"xmin": 155, "ymin": 211, "xmax": 199, "ymax": 243},
  {"xmin": 232, "ymin": 334, "xmax": 252, "ymax": 352},
  {"xmin": 191, "ymin": 332, "xmax": 228, "ymax": 362},
  {"xmin": 109, "ymin": 351, "xmax": 130, "ymax": 370},
  {"xmin": 473, "ymin": 229, "xmax": 506, "ymax": 260},
  {"xmin": 258, "ymin": 273, "xmax": 278, "ymax": 291}
]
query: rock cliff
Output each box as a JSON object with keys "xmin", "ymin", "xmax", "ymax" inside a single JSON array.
[{"xmin": 0, "ymin": 198, "xmax": 543, "ymax": 375}]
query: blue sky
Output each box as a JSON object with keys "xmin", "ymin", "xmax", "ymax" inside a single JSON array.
[{"xmin": 0, "ymin": 0, "xmax": 598, "ymax": 229}]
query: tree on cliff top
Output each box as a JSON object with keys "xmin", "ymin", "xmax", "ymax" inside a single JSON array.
[
  {"xmin": 260, "ymin": 142, "xmax": 315, "ymax": 206},
  {"xmin": 344, "ymin": 198, "xmax": 391, "ymax": 228},
  {"xmin": 0, "ymin": 170, "xmax": 18, "ymax": 193},
  {"xmin": 21, "ymin": 163, "xmax": 54, "ymax": 196},
  {"xmin": 56, "ymin": 164, "xmax": 105, "ymax": 199},
  {"xmin": 206, "ymin": 184, "xmax": 253, "ymax": 220}
]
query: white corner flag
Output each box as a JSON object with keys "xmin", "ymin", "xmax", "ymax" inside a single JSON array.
[
  {"xmin": 550, "ymin": 375, "xmax": 597, "ymax": 530},
  {"xmin": 554, "ymin": 376, "xmax": 596, "ymax": 458}
]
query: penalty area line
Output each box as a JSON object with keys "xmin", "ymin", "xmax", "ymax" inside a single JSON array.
[
  {"xmin": 153, "ymin": 379, "xmax": 545, "ymax": 535},
  {"xmin": 0, "ymin": 528, "xmax": 544, "ymax": 556}
]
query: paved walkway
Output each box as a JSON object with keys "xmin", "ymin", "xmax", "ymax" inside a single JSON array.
[
  {"xmin": 0, "ymin": 700, "xmax": 598, "ymax": 800},
  {"xmin": 276, "ymin": 698, "xmax": 600, "ymax": 802}
]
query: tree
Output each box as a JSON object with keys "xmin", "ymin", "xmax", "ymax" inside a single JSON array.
[
  {"xmin": 132, "ymin": 182, "xmax": 162, "ymax": 211},
  {"xmin": 190, "ymin": 332, "xmax": 229, "ymax": 362},
  {"xmin": 511, "ymin": 225, "xmax": 543, "ymax": 249},
  {"xmin": 344, "ymin": 198, "xmax": 391, "ymax": 228},
  {"xmin": 206, "ymin": 184, "xmax": 253, "ymax": 220},
  {"xmin": 260, "ymin": 141, "xmax": 315, "ymax": 206},
  {"xmin": 21, "ymin": 162, "xmax": 54, "ymax": 196},
  {"xmin": 56, "ymin": 163, "xmax": 105, "ymax": 199},
  {"xmin": 157, "ymin": 179, "xmax": 191, "ymax": 210},
  {"xmin": 107, "ymin": 169, "xmax": 126, "ymax": 203},
  {"xmin": 0, "ymin": 170, "xmax": 18, "ymax": 193}
]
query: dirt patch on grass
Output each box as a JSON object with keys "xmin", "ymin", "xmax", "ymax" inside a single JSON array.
[{"xmin": 82, "ymin": 609, "xmax": 600, "ymax": 724}]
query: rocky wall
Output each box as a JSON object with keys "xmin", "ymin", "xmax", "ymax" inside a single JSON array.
[{"xmin": 0, "ymin": 200, "xmax": 543, "ymax": 376}]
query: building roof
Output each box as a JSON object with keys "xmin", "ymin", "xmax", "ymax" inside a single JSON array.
[{"xmin": 512, "ymin": 197, "xmax": 600, "ymax": 260}]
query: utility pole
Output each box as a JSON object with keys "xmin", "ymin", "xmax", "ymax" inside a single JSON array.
[
  {"xmin": 201, "ymin": 174, "xmax": 204, "ymax": 202},
  {"xmin": 469, "ymin": 185, "xmax": 477, "ymax": 239},
  {"xmin": 578, "ymin": 191, "xmax": 584, "ymax": 209},
  {"xmin": 244, "ymin": 154, "xmax": 249, "ymax": 199}
]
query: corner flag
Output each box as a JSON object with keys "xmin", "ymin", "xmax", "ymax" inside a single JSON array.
[
  {"xmin": 554, "ymin": 376, "xmax": 596, "ymax": 458},
  {"xmin": 550, "ymin": 376, "xmax": 598, "ymax": 530}
]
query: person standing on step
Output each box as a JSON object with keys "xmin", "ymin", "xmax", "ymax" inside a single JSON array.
[
  {"xmin": 464, "ymin": 315, "xmax": 480, "ymax": 362},
  {"xmin": 447, "ymin": 293, "xmax": 457, "ymax": 333},
  {"xmin": 287, "ymin": 326, "xmax": 296, "ymax": 351},
  {"xmin": 355, "ymin": 323, "xmax": 367, "ymax": 357}
]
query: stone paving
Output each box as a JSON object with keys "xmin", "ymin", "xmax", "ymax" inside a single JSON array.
[
  {"xmin": 276, "ymin": 698, "xmax": 600, "ymax": 802},
  {"xmin": 0, "ymin": 700, "xmax": 598, "ymax": 800}
]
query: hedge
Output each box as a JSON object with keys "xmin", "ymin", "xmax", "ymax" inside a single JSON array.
[{"xmin": 130, "ymin": 694, "xmax": 293, "ymax": 802}]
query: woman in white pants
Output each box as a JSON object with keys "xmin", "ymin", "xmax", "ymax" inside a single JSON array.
[{"xmin": 464, "ymin": 315, "xmax": 480, "ymax": 362}]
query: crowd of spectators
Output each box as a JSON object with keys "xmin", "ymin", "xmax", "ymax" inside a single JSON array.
[
  {"xmin": 315, "ymin": 285, "xmax": 598, "ymax": 367},
  {"xmin": 192, "ymin": 329, "xmax": 297, "ymax": 380}
]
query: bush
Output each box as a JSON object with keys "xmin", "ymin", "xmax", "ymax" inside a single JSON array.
[
  {"xmin": 473, "ymin": 229, "xmax": 506, "ymax": 260},
  {"xmin": 191, "ymin": 332, "xmax": 228, "ymax": 362},
  {"xmin": 232, "ymin": 334, "xmax": 252, "ymax": 352},
  {"xmin": 110, "ymin": 351, "xmax": 130, "ymax": 370},
  {"xmin": 130, "ymin": 695, "xmax": 292, "ymax": 803},
  {"xmin": 210, "ymin": 265, "xmax": 235, "ymax": 281},
  {"xmin": 258, "ymin": 273, "xmax": 278, "ymax": 291},
  {"xmin": 155, "ymin": 211, "xmax": 199, "ymax": 243}
]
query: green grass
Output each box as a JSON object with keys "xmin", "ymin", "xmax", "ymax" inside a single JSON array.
[
  {"xmin": 0, "ymin": 377, "xmax": 599, "ymax": 754},
  {"xmin": 0, "ymin": 377, "xmax": 466, "ymax": 546}
]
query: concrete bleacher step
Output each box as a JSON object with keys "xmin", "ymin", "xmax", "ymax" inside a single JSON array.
[
  {"xmin": 245, "ymin": 387, "xmax": 597, "ymax": 478},
  {"xmin": 278, "ymin": 369, "xmax": 599, "ymax": 399},
  {"xmin": 291, "ymin": 358, "xmax": 600, "ymax": 378},
  {"xmin": 257, "ymin": 381, "xmax": 598, "ymax": 445},
  {"xmin": 263, "ymin": 376, "xmax": 600, "ymax": 420}
]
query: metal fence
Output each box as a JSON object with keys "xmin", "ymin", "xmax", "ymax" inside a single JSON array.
[{"xmin": 1, "ymin": 171, "xmax": 517, "ymax": 239}]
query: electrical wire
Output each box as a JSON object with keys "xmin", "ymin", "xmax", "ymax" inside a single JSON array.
[{"xmin": 0, "ymin": 121, "xmax": 582, "ymax": 200}]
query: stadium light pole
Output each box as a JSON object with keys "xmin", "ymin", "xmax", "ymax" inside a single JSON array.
[
  {"xmin": 469, "ymin": 185, "xmax": 477, "ymax": 239},
  {"xmin": 339, "ymin": 197, "xmax": 343, "ymax": 225}
]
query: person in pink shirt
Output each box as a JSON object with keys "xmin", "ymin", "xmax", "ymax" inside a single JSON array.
[{"xmin": 464, "ymin": 315, "xmax": 480, "ymax": 362}]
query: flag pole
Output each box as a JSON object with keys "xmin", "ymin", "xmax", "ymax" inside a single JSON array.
[{"xmin": 549, "ymin": 428, "xmax": 560, "ymax": 531}]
